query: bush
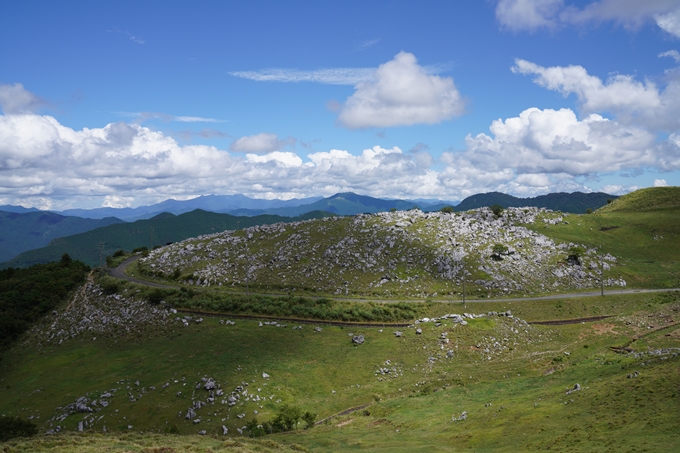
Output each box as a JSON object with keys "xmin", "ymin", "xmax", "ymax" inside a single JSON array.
[
  {"xmin": 132, "ymin": 246, "xmax": 148, "ymax": 253},
  {"xmin": 489, "ymin": 204, "xmax": 504, "ymax": 216},
  {"xmin": 0, "ymin": 416, "xmax": 38, "ymax": 441},
  {"xmin": 302, "ymin": 411, "xmax": 317, "ymax": 429},
  {"xmin": 112, "ymin": 249, "xmax": 126, "ymax": 257},
  {"xmin": 272, "ymin": 404, "xmax": 302, "ymax": 431},
  {"xmin": 440, "ymin": 206, "xmax": 454, "ymax": 214}
]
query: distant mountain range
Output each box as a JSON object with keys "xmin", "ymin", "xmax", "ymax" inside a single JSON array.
[
  {"xmin": 56, "ymin": 194, "xmax": 324, "ymax": 221},
  {"xmin": 0, "ymin": 211, "xmax": 124, "ymax": 263},
  {"xmin": 0, "ymin": 191, "xmax": 617, "ymax": 267}
]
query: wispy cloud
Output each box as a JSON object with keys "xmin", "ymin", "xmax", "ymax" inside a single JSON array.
[
  {"xmin": 175, "ymin": 116, "xmax": 225, "ymax": 123},
  {"xmin": 113, "ymin": 111, "xmax": 227, "ymax": 123},
  {"xmin": 659, "ymin": 49, "xmax": 680, "ymax": 62},
  {"xmin": 229, "ymin": 63, "xmax": 453, "ymax": 85},
  {"xmin": 108, "ymin": 28, "xmax": 145, "ymax": 44},
  {"xmin": 229, "ymin": 68, "xmax": 375, "ymax": 85},
  {"xmin": 357, "ymin": 38, "xmax": 380, "ymax": 50}
]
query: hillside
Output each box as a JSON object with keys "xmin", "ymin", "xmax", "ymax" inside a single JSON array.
[
  {"xmin": 0, "ymin": 210, "xmax": 333, "ymax": 269},
  {"xmin": 135, "ymin": 207, "xmax": 625, "ymax": 298},
  {"xmin": 0, "ymin": 211, "xmax": 124, "ymax": 263},
  {"xmin": 454, "ymin": 191, "xmax": 615, "ymax": 214},
  {"xmin": 596, "ymin": 186, "xmax": 680, "ymax": 213},
  {"xmin": 1, "ymin": 277, "xmax": 678, "ymax": 451}
]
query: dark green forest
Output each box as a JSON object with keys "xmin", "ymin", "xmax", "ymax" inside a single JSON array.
[{"xmin": 0, "ymin": 255, "xmax": 89, "ymax": 350}]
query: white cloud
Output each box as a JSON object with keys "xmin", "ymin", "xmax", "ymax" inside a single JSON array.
[
  {"xmin": 103, "ymin": 195, "xmax": 135, "ymax": 208},
  {"xmin": 246, "ymin": 151, "xmax": 303, "ymax": 167},
  {"xmin": 659, "ymin": 50, "xmax": 680, "ymax": 62},
  {"xmin": 0, "ymin": 85, "xmax": 675, "ymax": 209},
  {"xmin": 512, "ymin": 58, "xmax": 680, "ymax": 131},
  {"xmin": 654, "ymin": 178, "xmax": 669, "ymax": 186},
  {"xmin": 174, "ymin": 116, "xmax": 226, "ymax": 123},
  {"xmin": 656, "ymin": 9, "xmax": 680, "ymax": 38},
  {"xmin": 337, "ymin": 52, "xmax": 465, "ymax": 129},
  {"xmin": 230, "ymin": 68, "xmax": 376, "ymax": 85},
  {"xmin": 229, "ymin": 63, "xmax": 451, "ymax": 86},
  {"xmin": 115, "ymin": 111, "xmax": 226, "ymax": 123},
  {"xmin": 0, "ymin": 83, "xmax": 47, "ymax": 114},
  {"xmin": 600, "ymin": 184, "xmax": 639, "ymax": 195},
  {"xmin": 495, "ymin": 0, "xmax": 563, "ymax": 31},
  {"xmin": 230, "ymin": 133, "xmax": 288, "ymax": 153},
  {"xmin": 460, "ymin": 107, "xmax": 656, "ymax": 176},
  {"xmin": 496, "ymin": 0, "xmax": 680, "ymax": 31}
]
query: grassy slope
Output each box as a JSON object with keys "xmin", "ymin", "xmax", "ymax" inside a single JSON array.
[
  {"xmin": 1, "ymin": 287, "xmax": 678, "ymax": 452},
  {"xmin": 533, "ymin": 187, "xmax": 680, "ymax": 289},
  {"xmin": 1, "ymin": 210, "xmax": 332, "ymax": 269}
]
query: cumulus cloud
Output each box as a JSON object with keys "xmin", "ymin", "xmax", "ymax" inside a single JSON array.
[
  {"xmin": 495, "ymin": 0, "xmax": 563, "ymax": 31},
  {"xmin": 512, "ymin": 58, "xmax": 680, "ymax": 131},
  {"xmin": 230, "ymin": 133, "xmax": 294, "ymax": 153},
  {"xmin": 0, "ymin": 83, "xmax": 48, "ymax": 114},
  {"xmin": 654, "ymin": 178, "xmax": 668, "ymax": 186},
  {"xmin": 337, "ymin": 52, "xmax": 465, "ymax": 129},
  {"xmin": 459, "ymin": 107, "xmax": 657, "ymax": 176},
  {"xmin": 659, "ymin": 50, "xmax": 680, "ymax": 62},
  {"xmin": 656, "ymin": 9, "xmax": 680, "ymax": 38},
  {"xmin": 246, "ymin": 151, "xmax": 303, "ymax": 167},
  {"xmin": 496, "ymin": 0, "xmax": 680, "ymax": 32}
]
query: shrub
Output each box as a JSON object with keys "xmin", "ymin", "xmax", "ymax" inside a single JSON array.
[
  {"xmin": 302, "ymin": 411, "xmax": 317, "ymax": 429},
  {"xmin": 112, "ymin": 249, "xmax": 126, "ymax": 257},
  {"xmin": 0, "ymin": 416, "xmax": 38, "ymax": 441},
  {"xmin": 489, "ymin": 204, "xmax": 504, "ymax": 216},
  {"xmin": 440, "ymin": 206, "xmax": 454, "ymax": 214}
]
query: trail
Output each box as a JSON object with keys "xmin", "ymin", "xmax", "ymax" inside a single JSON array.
[{"xmin": 111, "ymin": 255, "xmax": 680, "ymax": 304}]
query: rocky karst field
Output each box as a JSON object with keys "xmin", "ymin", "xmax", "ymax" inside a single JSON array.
[{"xmin": 135, "ymin": 207, "xmax": 626, "ymax": 299}]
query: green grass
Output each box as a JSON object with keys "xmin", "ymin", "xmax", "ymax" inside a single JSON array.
[
  {"xmin": 597, "ymin": 186, "xmax": 680, "ymax": 213},
  {"xmin": 530, "ymin": 210, "xmax": 680, "ymax": 288},
  {"xmin": 1, "ymin": 288, "xmax": 679, "ymax": 452}
]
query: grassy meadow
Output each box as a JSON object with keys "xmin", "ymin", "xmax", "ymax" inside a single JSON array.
[{"xmin": 1, "ymin": 288, "xmax": 678, "ymax": 452}]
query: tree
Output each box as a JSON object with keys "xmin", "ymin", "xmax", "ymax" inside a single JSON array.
[
  {"xmin": 272, "ymin": 404, "xmax": 302, "ymax": 431},
  {"xmin": 302, "ymin": 411, "xmax": 317, "ymax": 429},
  {"xmin": 489, "ymin": 204, "xmax": 504, "ymax": 217},
  {"xmin": 60, "ymin": 253, "xmax": 72, "ymax": 265},
  {"xmin": 440, "ymin": 206, "xmax": 454, "ymax": 214}
]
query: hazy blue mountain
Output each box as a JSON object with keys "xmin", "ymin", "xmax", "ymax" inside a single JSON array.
[
  {"xmin": 225, "ymin": 192, "xmax": 424, "ymax": 217},
  {"xmin": 58, "ymin": 194, "xmax": 324, "ymax": 221},
  {"xmin": 0, "ymin": 209, "xmax": 333, "ymax": 269},
  {"xmin": 0, "ymin": 211, "xmax": 124, "ymax": 263},
  {"xmin": 0, "ymin": 205, "xmax": 41, "ymax": 213}
]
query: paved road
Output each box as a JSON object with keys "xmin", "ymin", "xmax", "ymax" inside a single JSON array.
[
  {"xmin": 108, "ymin": 256, "xmax": 177, "ymax": 289},
  {"xmin": 110, "ymin": 255, "xmax": 679, "ymax": 303}
]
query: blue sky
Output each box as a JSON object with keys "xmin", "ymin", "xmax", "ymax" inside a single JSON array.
[{"xmin": 1, "ymin": 0, "xmax": 679, "ymax": 209}]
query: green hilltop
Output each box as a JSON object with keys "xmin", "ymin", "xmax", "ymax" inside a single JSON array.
[{"xmin": 596, "ymin": 186, "xmax": 680, "ymax": 213}]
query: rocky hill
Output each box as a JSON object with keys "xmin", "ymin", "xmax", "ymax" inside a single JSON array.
[{"xmin": 138, "ymin": 207, "xmax": 625, "ymax": 298}]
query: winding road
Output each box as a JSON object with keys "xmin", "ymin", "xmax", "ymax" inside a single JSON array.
[{"xmin": 109, "ymin": 255, "xmax": 679, "ymax": 304}]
